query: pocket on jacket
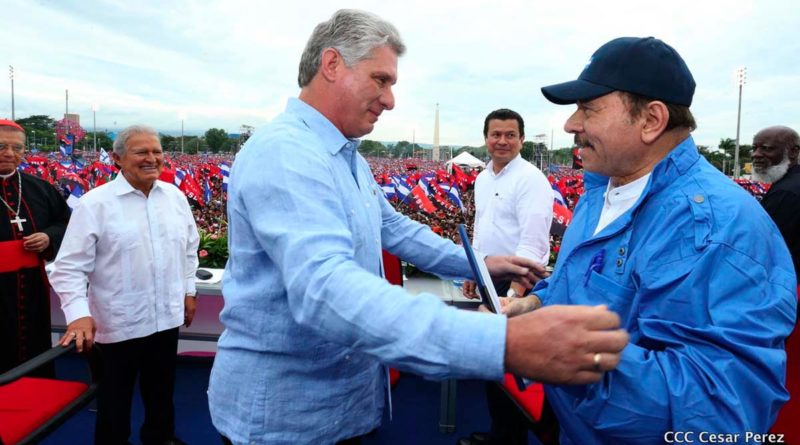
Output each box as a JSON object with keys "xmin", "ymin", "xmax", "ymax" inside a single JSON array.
[{"xmin": 584, "ymin": 270, "xmax": 636, "ymax": 320}]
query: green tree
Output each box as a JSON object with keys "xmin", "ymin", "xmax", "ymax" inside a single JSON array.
[
  {"xmin": 160, "ymin": 134, "xmax": 178, "ymax": 153},
  {"xmin": 717, "ymin": 138, "xmax": 752, "ymax": 175},
  {"xmin": 465, "ymin": 145, "xmax": 488, "ymax": 160},
  {"xmin": 83, "ymin": 132, "xmax": 115, "ymax": 152},
  {"xmin": 204, "ymin": 128, "xmax": 229, "ymax": 153},
  {"xmin": 549, "ymin": 147, "xmax": 573, "ymax": 165},
  {"xmin": 359, "ymin": 139, "xmax": 386, "ymax": 157},
  {"xmin": 16, "ymin": 115, "xmax": 56, "ymax": 151}
]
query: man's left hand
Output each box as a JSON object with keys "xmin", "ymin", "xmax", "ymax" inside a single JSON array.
[
  {"xmin": 485, "ymin": 255, "xmax": 549, "ymax": 289},
  {"xmin": 184, "ymin": 295, "xmax": 197, "ymax": 327},
  {"xmin": 22, "ymin": 232, "xmax": 50, "ymax": 253}
]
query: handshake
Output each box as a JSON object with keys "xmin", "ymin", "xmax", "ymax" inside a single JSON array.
[{"xmin": 469, "ymin": 255, "xmax": 629, "ymax": 385}]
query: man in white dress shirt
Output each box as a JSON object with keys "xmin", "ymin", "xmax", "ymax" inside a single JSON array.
[
  {"xmin": 461, "ymin": 108, "xmax": 554, "ymax": 445},
  {"xmin": 50, "ymin": 125, "xmax": 200, "ymax": 445},
  {"xmin": 467, "ymin": 108, "xmax": 553, "ymax": 298}
]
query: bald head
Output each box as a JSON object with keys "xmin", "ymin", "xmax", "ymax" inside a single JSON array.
[{"xmin": 752, "ymin": 125, "xmax": 799, "ymax": 183}]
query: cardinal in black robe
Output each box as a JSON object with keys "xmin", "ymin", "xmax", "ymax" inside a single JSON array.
[{"xmin": 0, "ymin": 119, "xmax": 70, "ymax": 376}]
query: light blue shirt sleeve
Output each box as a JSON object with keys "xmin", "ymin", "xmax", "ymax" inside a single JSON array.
[{"xmin": 234, "ymin": 128, "xmax": 506, "ymax": 381}]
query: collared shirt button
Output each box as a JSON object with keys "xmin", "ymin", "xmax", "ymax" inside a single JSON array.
[
  {"xmin": 694, "ymin": 195, "xmax": 704, "ymax": 203},
  {"xmin": 616, "ymin": 258, "xmax": 624, "ymax": 267},
  {"xmin": 618, "ymin": 247, "xmax": 626, "ymax": 256}
]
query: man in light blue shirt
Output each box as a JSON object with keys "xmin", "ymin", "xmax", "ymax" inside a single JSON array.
[{"xmin": 208, "ymin": 10, "xmax": 628, "ymax": 445}]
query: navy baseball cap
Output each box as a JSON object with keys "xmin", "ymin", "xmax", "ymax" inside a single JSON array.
[{"xmin": 541, "ymin": 37, "xmax": 696, "ymax": 106}]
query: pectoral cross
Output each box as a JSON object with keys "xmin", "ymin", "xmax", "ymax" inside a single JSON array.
[{"xmin": 10, "ymin": 215, "xmax": 26, "ymax": 231}]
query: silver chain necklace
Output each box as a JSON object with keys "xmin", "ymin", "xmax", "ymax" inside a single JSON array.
[{"xmin": 0, "ymin": 170, "xmax": 26, "ymax": 230}]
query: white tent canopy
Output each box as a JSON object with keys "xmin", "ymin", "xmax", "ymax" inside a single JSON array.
[{"xmin": 446, "ymin": 151, "xmax": 485, "ymax": 169}]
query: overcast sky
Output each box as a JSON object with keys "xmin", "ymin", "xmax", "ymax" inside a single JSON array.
[{"xmin": 3, "ymin": 0, "xmax": 799, "ymax": 150}]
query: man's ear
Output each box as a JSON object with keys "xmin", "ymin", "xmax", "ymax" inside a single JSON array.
[
  {"xmin": 318, "ymin": 48, "xmax": 343, "ymax": 83},
  {"xmin": 789, "ymin": 144, "xmax": 800, "ymax": 164},
  {"xmin": 641, "ymin": 101, "xmax": 669, "ymax": 145}
]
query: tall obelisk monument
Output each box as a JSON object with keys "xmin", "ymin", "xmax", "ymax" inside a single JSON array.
[{"xmin": 432, "ymin": 103, "xmax": 440, "ymax": 161}]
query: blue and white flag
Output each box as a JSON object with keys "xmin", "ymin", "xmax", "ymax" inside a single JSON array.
[
  {"xmin": 417, "ymin": 176, "xmax": 436, "ymax": 196},
  {"xmin": 66, "ymin": 184, "xmax": 84, "ymax": 210},
  {"xmin": 99, "ymin": 149, "xmax": 112, "ymax": 165},
  {"xmin": 552, "ymin": 184, "xmax": 566, "ymax": 207},
  {"xmin": 443, "ymin": 183, "xmax": 465, "ymax": 212},
  {"xmin": 381, "ymin": 182, "xmax": 396, "ymax": 200},
  {"xmin": 392, "ymin": 175, "xmax": 411, "ymax": 202},
  {"xmin": 220, "ymin": 162, "xmax": 230, "ymax": 192},
  {"xmin": 59, "ymin": 145, "xmax": 67, "ymax": 157},
  {"xmin": 174, "ymin": 169, "xmax": 185, "ymax": 187},
  {"xmin": 203, "ymin": 178, "xmax": 212, "ymax": 203}
]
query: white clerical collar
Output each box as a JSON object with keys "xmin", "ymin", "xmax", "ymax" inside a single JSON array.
[{"xmin": 0, "ymin": 170, "xmax": 16, "ymax": 180}]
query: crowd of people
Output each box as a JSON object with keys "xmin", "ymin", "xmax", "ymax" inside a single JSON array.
[{"xmin": 15, "ymin": 147, "xmax": 772, "ymax": 251}]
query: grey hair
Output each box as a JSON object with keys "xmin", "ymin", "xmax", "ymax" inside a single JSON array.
[
  {"xmin": 112, "ymin": 125, "xmax": 160, "ymax": 156},
  {"xmin": 297, "ymin": 9, "xmax": 406, "ymax": 87}
]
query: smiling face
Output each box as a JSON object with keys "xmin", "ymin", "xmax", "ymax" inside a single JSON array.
[
  {"xmin": 331, "ymin": 45, "xmax": 398, "ymax": 139},
  {"xmin": 564, "ymin": 92, "xmax": 646, "ymax": 181},
  {"xmin": 0, "ymin": 128, "xmax": 26, "ymax": 175},
  {"xmin": 112, "ymin": 132, "xmax": 163, "ymax": 194},
  {"xmin": 485, "ymin": 119, "xmax": 523, "ymax": 171}
]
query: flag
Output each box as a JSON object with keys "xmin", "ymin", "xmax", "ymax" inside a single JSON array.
[
  {"xmin": 572, "ymin": 147, "xmax": 583, "ymax": 169},
  {"xmin": 174, "ymin": 169, "xmax": 185, "ymax": 187},
  {"xmin": 551, "ymin": 201, "xmax": 573, "ymax": 236},
  {"xmin": 203, "ymin": 178, "xmax": 212, "ymax": 203},
  {"xmin": 220, "ymin": 162, "xmax": 230, "ymax": 192},
  {"xmin": 159, "ymin": 167, "xmax": 176, "ymax": 185},
  {"xmin": 392, "ymin": 175, "xmax": 411, "ymax": 202},
  {"xmin": 441, "ymin": 183, "xmax": 465, "ymax": 212},
  {"xmin": 417, "ymin": 176, "xmax": 436, "ymax": 196},
  {"xmin": 66, "ymin": 184, "xmax": 84, "ymax": 210},
  {"xmin": 99, "ymin": 149, "xmax": 112, "ymax": 165},
  {"xmin": 381, "ymin": 183, "xmax": 397, "ymax": 200},
  {"xmin": 177, "ymin": 170, "xmax": 204, "ymax": 205},
  {"xmin": 451, "ymin": 164, "xmax": 472, "ymax": 190},
  {"xmin": 60, "ymin": 134, "xmax": 74, "ymax": 156},
  {"xmin": 409, "ymin": 185, "xmax": 437, "ymax": 213},
  {"xmin": 552, "ymin": 183, "xmax": 566, "ymax": 207}
]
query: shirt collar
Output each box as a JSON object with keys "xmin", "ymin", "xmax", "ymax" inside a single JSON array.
[
  {"xmin": 113, "ymin": 172, "xmax": 162, "ymax": 196},
  {"xmin": 604, "ymin": 172, "xmax": 651, "ymax": 204},
  {"xmin": 486, "ymin": 154, "xmax": 523, "ymax": 177},
  {"xmin": 286, "ymin": 98, "xmax": 360, "ymax": 156}
]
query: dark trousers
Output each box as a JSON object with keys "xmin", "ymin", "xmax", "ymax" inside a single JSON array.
[
  {"xmin": 485, "ymin": 382, "xmax": 531, "ymax": 445},
  {"xmin": 95, "ymin": 327, "xmax": 179, "ymax": 445}
]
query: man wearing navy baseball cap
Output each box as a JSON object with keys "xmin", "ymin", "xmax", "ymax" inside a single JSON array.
[{"xmin": 501, "ymin": 37, "xmax": 796, "ymax": 444}]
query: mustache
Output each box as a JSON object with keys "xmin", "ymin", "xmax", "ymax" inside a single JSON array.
[{"xmin": 574, "ymin": 135, "xmax": 592, "ymax": 147}]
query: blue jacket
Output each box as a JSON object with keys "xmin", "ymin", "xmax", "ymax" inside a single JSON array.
[{"xmin": 535, "ymin": 136, "xmax": 797, "ymax": 444}]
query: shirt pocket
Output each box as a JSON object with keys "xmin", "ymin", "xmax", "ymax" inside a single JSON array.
[
  {"xmin": 583, "ymin": 270, "xmax": 636, "ymax": 324},
  {"xmin": 109, "ymin": 222, "xmax": 142, "ymax": 250}
]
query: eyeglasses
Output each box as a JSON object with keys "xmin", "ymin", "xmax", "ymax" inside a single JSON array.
[{"xmin": 0, "ymin": 143, "xmax": 25, "ymax": 153}]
